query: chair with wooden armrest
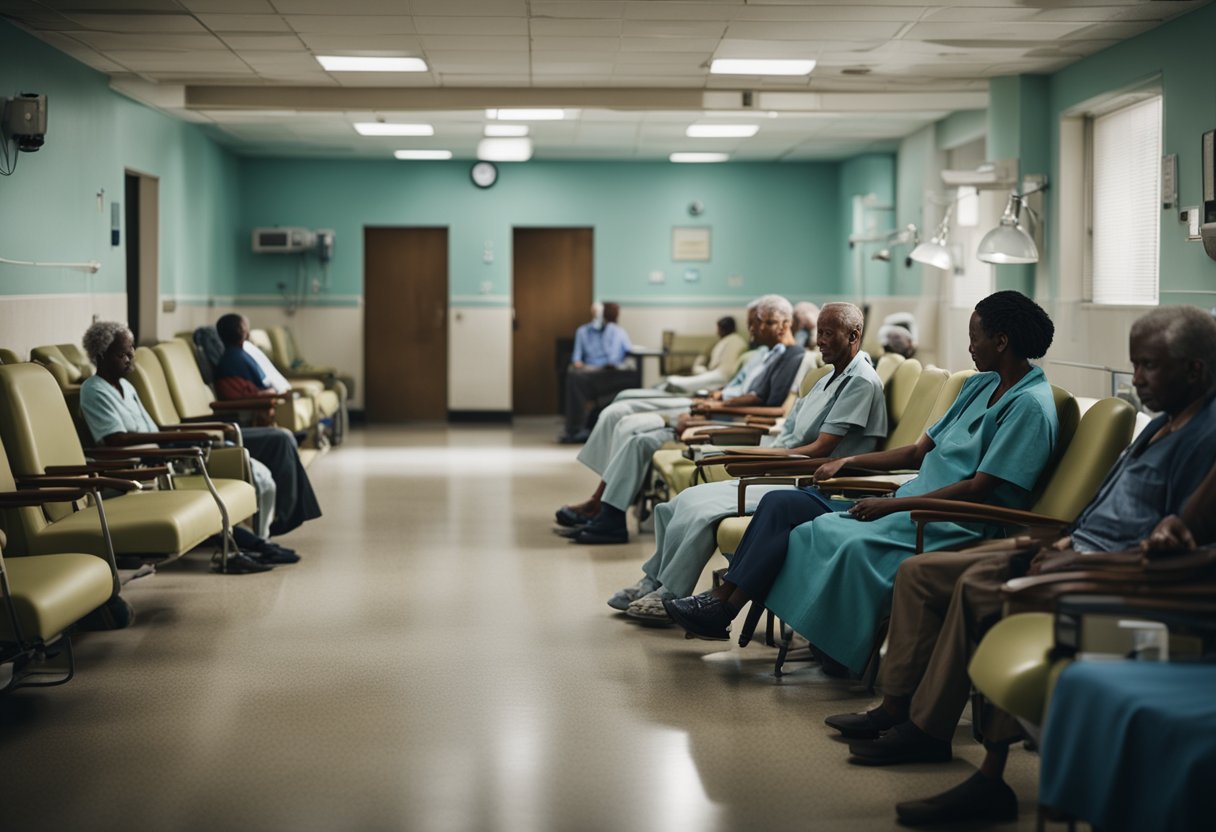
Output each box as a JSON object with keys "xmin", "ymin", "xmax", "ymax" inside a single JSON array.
[
  {"xmin": 153, "ymin": 338, "xmax": 292, "ymax": 428},
  {"xmin": 0, "ymin": 363, "xmax": 256, "ymax": 573},
  {"xmin": 0, "ymin": 515, "xmax": 116, "ymax": 692},
  {"xmin": 267, "ymin": 324, "xmax": 356, "ymax": 400}
]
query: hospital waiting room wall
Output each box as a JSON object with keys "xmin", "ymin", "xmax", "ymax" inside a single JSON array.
[{"xmin": 0, "ymin": 19, "xmax": 241, "ymax": 356}]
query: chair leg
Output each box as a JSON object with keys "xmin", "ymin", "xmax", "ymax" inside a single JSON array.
[
  {"xmin": 774, "ymin": 620, "xmax": 793, "ymax": 678},
  {"xmin": 737, "ymin": 601, "xmax": 764, "ymax": 647},
  {"xmin": 765, "ymin": 611, "xmax": 776, "ymax": 647}
]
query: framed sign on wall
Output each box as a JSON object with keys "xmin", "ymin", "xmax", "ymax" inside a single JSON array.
[{"xmin": 672, "ymin": 226, "xmax": 711, "ymax": 261}]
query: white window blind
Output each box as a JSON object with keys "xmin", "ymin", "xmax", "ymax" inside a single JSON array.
[{"xmin": 1087, "ymin": 96, "xmax": 1161, "ymax": 305}]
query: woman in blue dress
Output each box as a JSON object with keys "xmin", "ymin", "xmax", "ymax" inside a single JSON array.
[{"xmin": 665, "ymin": 291, "xmax": 1059, "ymax": 675}]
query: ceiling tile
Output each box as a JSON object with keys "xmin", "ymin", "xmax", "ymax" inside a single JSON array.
[
  {"xmin": 725, "ymin": 21, "xmax": 907, "ymax": 40},
  {"xmin": 906, "ymin": 20, "xmax": 1093, "ymax": 40},
  {"xmin": 415, "ymin": 16, "xmax": 529, "ymax": 35},
  {"xmin": 736, "ymin": 5, "xmax": 925, "ymax": 23},
  {"xmin": 222, "ymin": 35, "xmax": 303, "ymax": 51},
  {"xmin": 58, "ymin": 13, "xmax": 209, "ymax": 32},
  {"xmin": 531, "ymin": 2, "xmax": 625, "ymax": 19},
  {"xmin": 295, "ymin": 33, "xmax": 424, "ymax": 52},
  {"xmin": 104, "ymin": 50, "xmax": 251, "ymax": 71},
  {"xmin": 619, "ymin": 20, "xmax": 726, "ymax": 38},
  {"xmin": 196, "ymin": 14, "xmax": 290, "ymax": 32},
  {"xmin": 619, "ymin": 37, "xmax": 721, "ymax": 53},
  {"xmin": 269, "ymin": 0, "xmax": 408, "ymax": 12},
  {"xmin": 531, "ymin": 36, "xmax": 620, "ymax": 51},
  {"xmin": 69, "ymin": 32, "xmax": 229, "ymax": 50},
  {"xmin": 181, "ymin": 1, "xmax": 278, "ymax": 13},
  {"xmin": 409, "ymin": 0, "xmax": 528, "ymax": 16},
  {"xmin": 419, "ymin": 35, "xmax": 530, "ymax": 51},
  {"xmin": 284, "ymin": 15, "xmax": 417, "ymax": 34},
  {"xmin": 37, "ymin": 0, "xmax": 182, "ymax": 9},
  {"xmin": 1061, "ymin": 21, "xmax": 1160, "ymax": 40},
  {"xmin": 623, "ymin": 2, "xmax": 739, "ymax": 22},
  {"xmin": 530, "ymin": 18, "xmax": 624, "ymax": 37},
  {"xmin": 427, "ymin": 52, "xmax": 531, "ymax": 72}
]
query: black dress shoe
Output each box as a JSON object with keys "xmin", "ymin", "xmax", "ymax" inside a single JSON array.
[
  {"xmin": 663, "ymin": 593, "xmax": 733, "ymax": 640},
  {"xmin": 249, "ymin": 545, "xmax": 301, "ymax": 565},
  {"xmin": 824, "ymin": 705, "xmax": 903, "ymax": 740},
  {"xmin": 572, "ymin": 524, "xmax": 629, "ymax": 544},
  {"xmin": 555, "ymin": 505, "xmax": 594, "ymax": 528},
  {"xmin": 895, "ymin": 772, "xmax": 1018, "ymax": 826},
  {"xmin": 848, "ymin": 721, "xmax": 952, "ymax": 766},
  {"xmin": 212, "ymin": 552, "xmax": 274, "ymax": 574}
]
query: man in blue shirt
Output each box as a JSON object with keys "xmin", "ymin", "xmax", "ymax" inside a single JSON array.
[{"xmin": 560, "ymin": 301, "xmax": 640, "ymax": 443}]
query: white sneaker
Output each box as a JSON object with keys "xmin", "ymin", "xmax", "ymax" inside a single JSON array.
[
  {"xmin": 607, "ymin": 575, "xmax": 660, "ymax": 611},
  {"xmin": 625, "ymin": 588, "xmax": 675, "ymax": 622}
]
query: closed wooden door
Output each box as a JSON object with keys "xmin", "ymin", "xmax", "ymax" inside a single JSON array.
[
  {"xmin": 364, "ymin": 227, "xmax": 449, "ymax": 421},
  {"xmin": 512, "ymin": 228, "xmax": 594, "ymax": 415}
]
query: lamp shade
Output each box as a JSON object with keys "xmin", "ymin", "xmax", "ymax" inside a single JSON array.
[
  {"xmin": 977, "ymin": 192, "xmax": 1039, "ymax": 264},
  {"xmin": 977, "ymin": 224, "xmax": 1038, "ymax": 264},
  {"xmin": 909, "ymin": 240, "xmax": 952, "ymax": 271}
]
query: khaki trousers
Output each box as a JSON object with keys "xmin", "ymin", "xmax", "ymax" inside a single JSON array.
[{"xmin": 878, "ymin": 547, "xmax": 1025, "ymax": 744}]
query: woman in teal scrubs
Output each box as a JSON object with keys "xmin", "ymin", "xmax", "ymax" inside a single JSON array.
[{"xmin": 665, "ymin": 291, "xmax": 1059, "ymax": 675}]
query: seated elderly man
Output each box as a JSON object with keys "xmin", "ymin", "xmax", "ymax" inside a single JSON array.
[
  {"xmin": 559, "ymin": 301, "xmax": 639, "ymax": 444},
  {"xmin": 606, "ymin": 302, "xmax": 887, "ymax": 620},
  {"xmin": 570, "ymin": 295, "xmax": 808, "ymax": 544},
  {"xmin": 792, "ymin": 301, "xmax": 820, "ymax": 348},
  {"xmin": 828, "ymin": 305, "xmax": 1216, "ymax": 827},
  {"xmin": 558, "ymin": 300, "xmax": 774, "ymax": 527},
  {"xmin": 78, "ymin": 322, "xmax": 299, "ymax": 574}
]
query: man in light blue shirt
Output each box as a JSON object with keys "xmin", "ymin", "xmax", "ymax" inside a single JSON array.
[{"xmin": 561, "ymin": 301, "xmax": 640, "ymax": 442}]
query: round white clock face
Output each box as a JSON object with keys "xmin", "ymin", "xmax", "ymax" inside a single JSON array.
[{"xmin": 471, "ymin": 161, "xmax": 498, "ymax": 189}]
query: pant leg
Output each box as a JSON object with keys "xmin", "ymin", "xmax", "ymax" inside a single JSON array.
[
  {"xmin": 641, "ymin": 480, "xmax": 798, "ymax": 597},
  {"xmin": 248, "ymin": 456, "xmax": 277, "ymax": 538},
  {"xmin": 576, "ymin": 399, "xmax": 652, "ymax": 474},
  {"xmin": 600, "ymin": 427, "xmax": 672, "ymax": 510},
  {"xmin": 908, "ymin": 552, "xmax": 1017, "ymax": 742},
  {"xmin": 564, "ymin": 368, "xmax": 594, "ymax": 435},
  {"xmin": 665, "ymin": 369, "xmax": 727, "ymax": 393},
  {"xmin": 878, "ymin": 549, "xmax": 1000, "ymax": 699},
  {"xmin": 722, "ymin": 488, "xmax": 838, "ymax": 600},
  {"xmin": 243, "ymin": 426, "xmax": 322, "ymax": 537}
]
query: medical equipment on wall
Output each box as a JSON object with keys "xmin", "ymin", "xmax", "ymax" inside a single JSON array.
[{"xmin": 251, "ymin": 227, "xmax": 334, "ymax": 314}]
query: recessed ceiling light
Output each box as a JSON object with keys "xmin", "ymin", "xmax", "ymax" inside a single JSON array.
[
  {"xmin": 710, "ymin": 59, "xmax": 815, "ymax": 76},
  {"xmin": 670, "ymin": 152, "xmax": 730, "ymax": 163},
  {"xmin": 317, "ymin": 56, "xmax": 427, "ymax": 72},
  {"xmin": 485, "ymin": 124, "xmax": 529, "ymax": 137},
  {"xmin": 486, "ymin": 108, "xmax": 566, "ymax": 121},
  {"xmin": 394, "ymin": 150, "xmax": 452, "ymax": 160},
  {"xmin": 355, "ymin": 122, "xmax": 434, "ymax": 136},
  {"xmin": 686, "ymin": 124, "xmax": 759, "ymax": 138},
  {"xmin": 478, "ymin": 137, "xmax": 533, "ymax": 162}
]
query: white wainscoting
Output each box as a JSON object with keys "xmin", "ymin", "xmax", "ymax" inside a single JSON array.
[{"xmin": 0, "ymin": 293, "xmax": 126, "ymax": 360}]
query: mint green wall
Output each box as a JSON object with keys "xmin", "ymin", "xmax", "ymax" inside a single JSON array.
[
  {"xmin": 936, "ymin": 110, "xmax": 986, "ymax": 152},
  {"xmin": 895, "ymin": 124, "xmax": 947, "ymax": 298},
  {"xmin": 838, "ymin": 153, "xmax": 897, "ymax": 297},
  {"xmin": 1044, "ymin": 2, "xmax": 1216, "ymax": 305},
  {"xmin": 235, "ymin": 158, "xmax": 844, "ymax": 307},
  {"xmin": 0, "ymin": 21, "xmax": 239, "ymax": 299}
]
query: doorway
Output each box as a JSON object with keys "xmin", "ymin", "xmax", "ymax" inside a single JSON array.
[
  {"xmin": 511, "ymin": 227, "xmax": 594, "ymax": 415},
  {"xmin": 363, "ymin": 227, "xmax": 449, "ymax": 422},
  {"xmin": 124, "ymin": 170, "xmax": 159, "ymax": 344}
]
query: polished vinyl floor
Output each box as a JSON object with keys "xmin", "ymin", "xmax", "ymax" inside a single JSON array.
[{"xmin": 0, "ymin": 421, "xmax": 1042, "ymax": 831}]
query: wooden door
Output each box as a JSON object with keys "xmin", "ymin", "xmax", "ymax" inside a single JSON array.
[
  {"xmin": 512, "ymin": 228, "xmax": 594, "ymax": 415},
  {"xmin": 364, "ymin": 227, "xmax": 449, "ymax": 421}
]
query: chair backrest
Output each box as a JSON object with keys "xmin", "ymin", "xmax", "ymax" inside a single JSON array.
[
  {"xmin": 1030, "ymin": 396, "xmax": 1136, "ymax": 521},
  {"xmin": 130, "ymin": 346, "xmax": 184, "ymax": 426},
  {"xmin": 873, "ymin": 352, "xmax": 905, "ymax": 386},
  {"xmin": 153, "ymin": 339, "xmax": 217, "ymax": 420},
  {"xmin": 267, "ymin": 326, "xmax": 295, "ymax": 371},
  {"xmin": 30, "ymin": 345, "xmax": 80, "ymax": 387},
  {"xmin": 0, "ymin": 348, "xmax": 22, "ymax": 365},
  {"xmin": 883, "ymin": 366, "xmax": 949, "ymax": 450},
  {"xmin": 191, "ymin": 326, "xmax": 225, "ymax": 385},
  {"xmin": 728, "ymin": 347, "xmax": 760, "ymax": 379},
  {"xmin": 54, "ymin": 344, "xmax": 95, "ymax": 379},
  {"xmin": 884, "ymin": 358, "xmax": 922, "ymax": 429},
  {"xmin": 0, "ymin": 364, "xmax": 90, "ymax": 474},
  {"xmin": 923, "ymin": 369, "xmax": 977, "ymax": 429},
  {"xmin": 798, "ymin": 364, "xmax": 833, "ymax": 397},
  {"xmin": 248, "ymin": 328, "xmax": 274, "ymax": 355}
]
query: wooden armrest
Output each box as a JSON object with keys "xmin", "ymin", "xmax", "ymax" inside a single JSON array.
[
  {"xmin": 698, "ymin": 405, "xmax": 786, "ymax": 418},
  {"xmin": 85, "ymin": 447, "xmax": 204, "ymax": 461},
  {"xmin": 160, "ymin": 421, "xmax": 237, "ymax": 437},
  {"xmin": 696, "ymin": 450, "xmax": 808, "ymax": 468},
  {"xmin": 735, "ymin": 476, "xmax": 804, "ymax": 514},
  {"xmin": 0, "ymin": 486, "xmax": 92, "ymax": 507},
  {"xmin": 743, "ymin": 415, "xmax": 777, "ymax": 426},
  {"xmin": 908, "ymin": 500, "xmax": 1070, "ymax": 529},
  {"xmin": 816, "ymin": 476, "xmax": 904, "ymax": 493},
  {"xmin": 18, "ymin": 475, "xmax": 142, "ymax": 492},
  {"xmin": 45, "ymin": 462, "xmax": 132, "ymax": 474},
  {"xmin": 723, "ymin": 458, "xmax": 828, "ymax": 477},
  {"xmin": 209, "ymin": 398, "xmax": 279, "ymax": 412}
]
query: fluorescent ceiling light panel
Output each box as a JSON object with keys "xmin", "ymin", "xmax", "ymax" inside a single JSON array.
[
  {"xmin": 485, "ymin": 124, "xmax": 529, "ymax": 137},
  {"xmin": 686, "ymin": 124, "xmax": 759, "ymax": 138},
  {"xmin": 317, "ymin": 56, "xmax": 427, "ymax": 72},
  {"xmin": 486, "ymin": 108, "xmax": 566, "ymax": 121},
  {"xmin": 355, "ymin": 122, "xmax": 433, "ymax": 136},
  {"xmin": 710, "ymin": 59, "xmax": 815, "ymax": 76},
  {"xmin": 670, "ymin": 152, "xmax": 730, "ymax": 163},
  {"xmin": 394, "ymin": 150, "xmax": 452, "ymax": 160},
  {"xmin": 478, "ymin": 138, "xmax": 533, "ymax": 162}
]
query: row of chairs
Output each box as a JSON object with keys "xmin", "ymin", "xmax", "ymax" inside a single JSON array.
[{"xmin": 0, "ymin": 323, "xmax": 351, "ymax": 692}]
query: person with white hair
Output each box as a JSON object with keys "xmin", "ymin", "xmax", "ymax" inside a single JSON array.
[{"xmin": 793, "ymin": 301, "xmax": 820, "ymax": 348}]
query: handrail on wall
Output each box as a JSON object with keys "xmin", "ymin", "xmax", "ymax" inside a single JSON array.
[{"xmin": 0, "ymin": 255, "xmax": 100, "ymax": 273}]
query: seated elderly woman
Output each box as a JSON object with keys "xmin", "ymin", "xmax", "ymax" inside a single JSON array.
[
  {"xmin": 664, "ymin": 291, "xmax": 1059, "ymax": 677},
  {"xmin": 607, "ymin": 302, "xmax": 887, "ymax": 620},
  {"xmin": 77, "ymin": 321, "xmax": 313, "ymax": 569}
]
